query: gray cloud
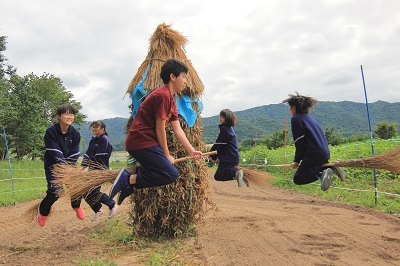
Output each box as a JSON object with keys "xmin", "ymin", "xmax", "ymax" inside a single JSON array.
[{"xmin": 1, "ymin": 0, "xmax": 400, "ymax": 120}]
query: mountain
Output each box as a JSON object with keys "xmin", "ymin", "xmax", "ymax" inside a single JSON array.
[
  {"xmin": 77, "ymin": 117, "xmax": 128, "ymax": 153},
  {"xmin": 202, "ymin": 101, "xmax": 400, "ymax": 143},
  {"xmin": 78, "ymin": 101, "xmax": 400, "ymax": 152}
]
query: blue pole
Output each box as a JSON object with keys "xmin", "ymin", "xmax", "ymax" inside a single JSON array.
[
  {"xmin": 2, "ymin": 127, "xmax": 16, "ymax": 205},
  {"xmin": 360, "ymin": 65, "xmax": 378, "ymax": 204}
]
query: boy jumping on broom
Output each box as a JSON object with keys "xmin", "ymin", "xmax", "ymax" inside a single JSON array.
[
  {"xmin": 109, "ymin": 59, "xmax": 203, "ymax": 204},
  {"xmin": 282, "ymin": 92, "xmax": 346, "ymax": 191}
]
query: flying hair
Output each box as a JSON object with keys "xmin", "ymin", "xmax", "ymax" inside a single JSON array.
[{"xmin": 282, "ymin": 91, "xmax": 319, "ymax": 114}]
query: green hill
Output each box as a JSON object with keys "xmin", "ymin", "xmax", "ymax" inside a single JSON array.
[{"xmin": 79, "ymin": 101, "xmax": 400, "ymax": 151}]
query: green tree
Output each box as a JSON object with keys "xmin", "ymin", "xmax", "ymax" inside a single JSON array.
[
  {"xmin": 0, "ymin": 35, "xmax": 86, "ymax": 159},
  {"xmin": 324, "ymin": 127, "xmax": 344, "ymax": 146},
  {"xmin": 6, "ymin": 73, "xmax": 86, "ymax": 159},
  {"xmin": 0, "ymin": 36, "xmax": 18, "ymax": 159},
  {"xmin": 265, "ymin": 130, "xmax": 290, "ymax": 150},
  {"xmin": 374, "ymin": 121, "xmax": 397, "ymax": 139}
]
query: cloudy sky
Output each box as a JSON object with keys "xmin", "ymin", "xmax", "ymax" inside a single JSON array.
[{"xmin": 1, "ymin": 0, "xmax": 400, "ymax": 121}]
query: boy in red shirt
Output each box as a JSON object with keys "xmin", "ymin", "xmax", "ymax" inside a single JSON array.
[{"xmin": 109, "ymin": 59, "xmax": 203, "ymax": 204}]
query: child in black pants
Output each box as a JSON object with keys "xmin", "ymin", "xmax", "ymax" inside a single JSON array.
[{"xmin": 282, "ymin": 92, "xmax": 346, "ymax": 191}]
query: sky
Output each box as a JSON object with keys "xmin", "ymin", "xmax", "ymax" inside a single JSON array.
[{"xmin": 1, "ymin": 0, "xmax": 400, "ymax": 121}]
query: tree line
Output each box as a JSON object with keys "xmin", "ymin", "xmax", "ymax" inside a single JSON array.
[
  {"xmin": 240, "ymin": 121, "xmax": 398, "ymax": 150},
  {"xmin": 0, "ymin": 36, "xmax": 85, "ymax": 160}
]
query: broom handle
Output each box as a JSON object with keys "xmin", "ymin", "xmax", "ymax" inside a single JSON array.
[
  {"xmin": 266, "ymin": 163, "xmax": 335, "ymax": 167},
  {"xmin": 174, "ymin": 150, "xmax": 217, "ymax": 164}
]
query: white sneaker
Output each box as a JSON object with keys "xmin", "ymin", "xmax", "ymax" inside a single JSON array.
[
  {"xmin": 108, "ymin": 205, "xmax": 118, "ymax": 219},
  {"xmin": 321, "ymin": 168, "xmax": 333, "ymax": 191},
  {"xmin": 234, "ymin": 169, "xmax": 244, "ymax": 188},
  {"xmin": 91, "ymin": 210, "xmax": 104, "ymax": 221}
]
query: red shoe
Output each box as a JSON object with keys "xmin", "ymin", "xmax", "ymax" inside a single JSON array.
[
  {"xmin": 37, "ymin": 212, "xmax": 47, "ymax": 227},
  {"xmin": 73, "ymin": 207, "xmax": 86, "ymax": 220}
]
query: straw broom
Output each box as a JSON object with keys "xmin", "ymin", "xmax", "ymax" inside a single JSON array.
[
  {"xmin": 265, "ymin": 146, "xmax": 400, "ymax": 174},
  {"xmin": 240, "ymin": 168, "xmax": 272, "ymax": 187},
  {"xmin": 51, "ymin": 151, "xmax": 217, "ymax": 201}
]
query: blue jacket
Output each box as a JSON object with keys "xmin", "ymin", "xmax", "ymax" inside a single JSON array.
[
  {"xmin": 81, "ymin": 133, "xmax": 113, "ymax": 169},
  {"xmin": 291, "ymin": 113, "xmax": 330, "ymax": 163},
  {"xmin": 43, "ymin": 123, "xmax": 81, "ymax": 175},
  {"xmin": 210, "ymin": 124, "xmax": 240, "ymax": 164}
]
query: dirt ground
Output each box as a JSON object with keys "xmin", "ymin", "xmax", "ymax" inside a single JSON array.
[{"xmin": 1, "ymin": 170, "xmax": 400, "ymax": 265}]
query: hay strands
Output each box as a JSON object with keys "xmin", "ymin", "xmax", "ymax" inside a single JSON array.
[{"xmin": 265, "ymin": 146, "xmax": 400, "ymax": 174}]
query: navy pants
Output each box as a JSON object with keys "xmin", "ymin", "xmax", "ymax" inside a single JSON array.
[
  {"xmin": 84, "ymin": 186, "xmax": 115, "ymax": 213},
  {"xmin": 214, "ymin": 161, "xmax": 238, "ymax": 182},
  {"xmin": 293, "ymin": 159, "xmax": 328, "ymax": 185},
  {"xmin": 39, "ymin": 169, "xmax": 81, "ymax": 216},
  {"xmin": 128, "ymin": 145, "xmax": 179, "ymax": 189}
]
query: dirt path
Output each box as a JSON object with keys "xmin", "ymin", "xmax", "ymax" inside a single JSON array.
[{"xmin": 1, "ymin": 171, "xmax": 399, "ymax": 265}]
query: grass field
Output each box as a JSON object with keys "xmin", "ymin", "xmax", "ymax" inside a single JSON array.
[
  {"xmin": 1, "ymin": 141, "xmax": 400, "ymax": 214},
  {"xmin": 240, "ymin": 139, "xmax": 400, "ymax": 214}
]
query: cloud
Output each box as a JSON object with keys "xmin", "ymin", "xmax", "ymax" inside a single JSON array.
[{"xmin": 1, "ymin": 0, "xmax": 400, "ymax": 120}]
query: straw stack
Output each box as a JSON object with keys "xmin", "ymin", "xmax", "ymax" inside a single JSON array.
[{"xmin": 126, "ymin": 23, "xmax": 209, "ymax": 238}]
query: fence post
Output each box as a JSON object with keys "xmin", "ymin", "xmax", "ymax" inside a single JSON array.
[
  {"xmin": 2, "ymin": 127, "xmax": 16, "ymax": 205},
  {"xmin": 360, "ymin": 65, "xmax": 378, "ymax": 204}
]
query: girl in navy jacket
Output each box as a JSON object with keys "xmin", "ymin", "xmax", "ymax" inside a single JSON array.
[
  {"xmin": 209, "ymin": 109, "xmax": 249, "ymax": 187},
  {"xmin": 81, "ymin": 121, "xmax": 117, "ymax": 221},
  {"xmin": 282, "ymin": 93, "xmax": 345, "ymax": 191},
  {"xmin": 38, "ymin": 104, "xmax": 85, "ymax": 227}
]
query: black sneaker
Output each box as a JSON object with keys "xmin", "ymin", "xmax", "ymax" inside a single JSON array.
[{"xmin": 117, "ymin": 186, "xmax": 135, "ymax": 205}]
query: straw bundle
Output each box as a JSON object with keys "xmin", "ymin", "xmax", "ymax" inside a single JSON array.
[
  {"xmin": 124, "ymin": 23, "xmax": 209, "ymax": 238},
  {"xmin": 126, "ymin": 23, "xmax": 204, "ymax": 99},
  {"xmin": 51, "ymin": 163, "xmax": 120, "ymax": 200}
]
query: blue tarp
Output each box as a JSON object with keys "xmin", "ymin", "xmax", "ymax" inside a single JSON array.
[
  {"xmin": 176, "ymin": 95, "xmax": 203, "ymax": 127},
  {"xmin": 130, "ymin": 65, "xmax": 150, "ymax": 118}
]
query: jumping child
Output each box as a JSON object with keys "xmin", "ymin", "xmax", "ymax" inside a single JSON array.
[
  {"xmin": 81, "ymin": 120, "xmax": 118, "ymax": 221},
  {"xmin": 209, "ymin": 109, "xmax": 249, "ymax": 187},
  {"xmin": 109, "ymin": 59, "xmax": 203, "ymax": 204},
  {"xmin": 282, "ymin": 92, "xmax": 345, "ymax": 191},
  {"xmin": 38, "ymin": 104, "xmax": 85, "ymax": 227}
]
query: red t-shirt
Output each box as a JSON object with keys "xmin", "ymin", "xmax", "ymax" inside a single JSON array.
[{"xmin": 125, "ymin": 85, "xmax": 179, "ymax": 151}]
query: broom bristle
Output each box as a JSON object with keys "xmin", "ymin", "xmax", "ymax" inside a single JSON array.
[
  {"xmin": 24, "ymin": 202, "xmax": 55, "ymax": 223},
  {"xmin": 51, "ymin": 163, "xmax": 120, "ymax": 200},
  {"xmin": 243, "ymin": 168, "xmax": 272, "ymax": 187},
  {"xmin": 332, "ymin": 146, "xmax": 400, "ymax": 173}
]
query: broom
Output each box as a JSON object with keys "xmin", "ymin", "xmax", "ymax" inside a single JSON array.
[
  {"xmin": 52, "ymin": 151, "xmax": 218, "ymax": 200},
  {"xmin": 264, "ymin": 146, "xmax": 400, "ymax": 174},
  {"xmin": 240, "ymin": 168, "xmax": 272, "ymax": 187}
]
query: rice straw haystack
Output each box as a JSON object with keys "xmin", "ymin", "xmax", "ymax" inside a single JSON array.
[{"xmin": 126, "ymin": 23, "xmax": 209, "ymax": 238}]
